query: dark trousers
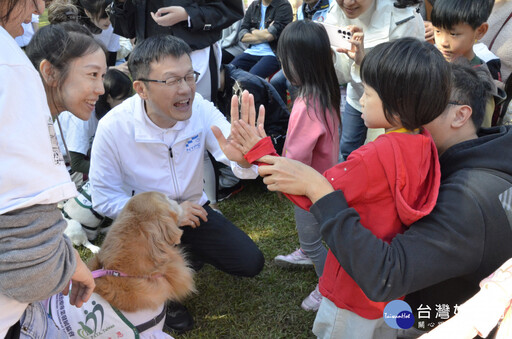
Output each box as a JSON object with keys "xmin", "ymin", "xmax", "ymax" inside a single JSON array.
[
  {"xmin": 180, "ymin": 205, "xmax": 264, "ymax": 277},
  {"xmin": 230, "ymin": 53, "xmax": 280, "ymax": 79}
]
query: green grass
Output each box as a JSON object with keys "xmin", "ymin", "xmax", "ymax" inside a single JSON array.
[
  {"xmin": 77, "ymin": 180, "xmax": 319, "ymax": 338},
  {"xmin": 39, "ymin": 9, "xmax": 48, "ymax": 27}
]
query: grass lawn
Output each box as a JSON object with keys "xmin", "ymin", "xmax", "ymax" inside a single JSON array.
[{"xmin": 78, "ymin": 180, "xmax": 319, "ymax": 338}]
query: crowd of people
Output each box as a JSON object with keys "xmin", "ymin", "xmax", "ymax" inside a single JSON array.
[{"xmin": 1, "ymin": 0, "xmax": 512, "ymax": 338}]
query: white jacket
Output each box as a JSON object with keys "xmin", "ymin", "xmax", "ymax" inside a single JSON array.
[
  {"xmin": 90, "ymin": 93, "xmax": 257, "ymax": 219},
  {"xmin": 326, "ymin": 0, "xmax": 424, "ymax": 111},
  {"xmin": 0, "ymin": 26, "xmax": 76, "ymax": 215}
]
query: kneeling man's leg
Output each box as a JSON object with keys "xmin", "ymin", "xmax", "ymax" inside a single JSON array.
[{"xmin": 180, "ymin": 205, "xmax": 264, "ymax": 277}]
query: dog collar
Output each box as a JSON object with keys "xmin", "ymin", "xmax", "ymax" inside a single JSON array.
[{"xmin": 92, "ymin": 269, "xmax": 163, "ymax": 279}]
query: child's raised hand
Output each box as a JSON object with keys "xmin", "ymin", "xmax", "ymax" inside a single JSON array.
[
  {"xmin": 232, "ymin": 117, "xmax": 266, "ymax": 155},
  {"xmin": 212, "ymin": 90, "xmax": 265, "ymax": 166},
  {"xmin": 336, "ymin": 25, "xmax": 365, "ymax": 65},
  {"xmin": 230, "ymin": 91, "xmax": 267, "ymax": 154}
]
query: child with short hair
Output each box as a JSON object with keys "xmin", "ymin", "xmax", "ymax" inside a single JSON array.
[
  {"xmin": 432, "ymin": 0, "xmax": 491, "ymax": 65},
  {"xmin": 231, "ymin": 37, "xmax": 450, "ymax": 338},
  {"xmin": 431, "ymin": 0, "xmax": 505, "ymax": 126}
]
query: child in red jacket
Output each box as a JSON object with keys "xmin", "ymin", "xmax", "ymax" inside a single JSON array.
[{"xmin": 232, "ymin": 37, "xmax": 451, "ymax": 338}]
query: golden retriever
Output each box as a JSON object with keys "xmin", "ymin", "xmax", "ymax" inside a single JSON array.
[
  {"xmin": 46, "ymin": 192, "xmax": 195, "ymax": 338},
  {"xmin": 88, "ymin": 191, "xmax": 195, "ymax": 311}
]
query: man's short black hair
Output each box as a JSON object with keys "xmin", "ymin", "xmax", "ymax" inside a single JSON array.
[
  {"xmin": 431, "ymin": 0, "xmax": 491, "ymax": 30},
  {"xmin": 450, "ymin": 63, "xmax": 494, "ymax": 130},
  {"xmin": 361, "ymin": 37, "xmax": 451, "ymax": 131},
  {"xmin": 128, "ymin": 35, "xmax": 192, "ymax": 81}
]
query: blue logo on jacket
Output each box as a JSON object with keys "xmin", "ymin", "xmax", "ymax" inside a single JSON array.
[{"xmin": 185, "ymin": 135, "xmax": 200, "ymax": 153}]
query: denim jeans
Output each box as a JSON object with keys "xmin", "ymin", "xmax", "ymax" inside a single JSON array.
[
  {"xmin": 230, "ymin": 53, "xmax": 280, "ymax": 79},
  {"xmin": 269, "ymin": 69, "xmax": 298, "ymax": 104},
  {"xmin": 19, "ymin": 302, "xmax": 68, "ymax": 339},
  {"xmin": 340, "ymin": 102, "xmax": 367, "ymax": 161}
]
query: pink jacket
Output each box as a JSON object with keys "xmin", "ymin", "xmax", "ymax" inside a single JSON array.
[{"xmin": 282, "ymin": 97, "xmax": 339, "ymax": 172}]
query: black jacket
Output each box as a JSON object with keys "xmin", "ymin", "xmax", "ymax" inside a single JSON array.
[
  {"xmin": 238, "ymin": 0, "xmax": 293, "ymax": 52},
  {"xmin": 217, "ymin": 64, "xmax": 289, "ymax": 153},
  {"xmin": 311, "ymin": 126, "xmax": 512, "ymax": 330},
  {"xmin": 109, "ymin": 0, "xmax": 243, "ymax": 50}
]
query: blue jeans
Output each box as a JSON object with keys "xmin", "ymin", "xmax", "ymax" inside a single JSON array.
[
  {"xmin": 340, "ymin": 102, "xmax": 367, "ymax": 161},
  {"xmin": 19, "ymin": 302, "xmax": 68, "ymax": 339},
  {"xmin": 230, "ymin": 53, "xmax": 280, "ymax": 79}
]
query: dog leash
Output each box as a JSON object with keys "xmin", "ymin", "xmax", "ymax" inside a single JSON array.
[
  {"xmin": 134, "ymin": 306, "xmax": 167, "ymax": 334},
  {"xmin": 92, "ymin": 269, "xmax": 163, "ymax": 279}
]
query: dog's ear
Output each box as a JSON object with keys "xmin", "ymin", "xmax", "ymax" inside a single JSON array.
[
  {"xmin": 161, "ymin": 214, "xmax": 183, "ymax": 245},
  {"xmin": 164, "ymin": 200, "xmax": 183, "ymax": 245},
  {"xmin": 137, "ymin": 195, "xmax": 183, "ymax": 265}
]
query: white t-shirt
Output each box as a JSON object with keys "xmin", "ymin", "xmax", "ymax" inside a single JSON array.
[
  {"xmin": 94, "ymin": 24, "xmax": 120, "ymax": 52},
  {"xmin": 0, "ymin": 294, "xmax": 28, "ymax": 338},
  {"xmin": 0, "ymin": 26, "xmax": 77, "ymax": 215},
  {"xmin": 54, "ymin": 110, "xmax": 99, "ymax": 158}
]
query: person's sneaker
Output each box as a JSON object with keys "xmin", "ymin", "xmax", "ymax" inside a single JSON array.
[
  {"xmin": 217, "ymin": 182, "xmax": 244, "ymax": 202},
  {"xmin": 301, "ymin": 284, "xmax": 322, "ymax": 312},
  {"xmin": 274, "ymin": 248, "xmax": 313, "ymax": 267},
  {"xmin": 163, "ymin": 301, "xmax": 194, "ymax": 334}
]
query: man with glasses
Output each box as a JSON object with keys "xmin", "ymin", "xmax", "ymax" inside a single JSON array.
[{"xmin": 89, "ymin": 35, "xmax": 264, "ymax": 334}]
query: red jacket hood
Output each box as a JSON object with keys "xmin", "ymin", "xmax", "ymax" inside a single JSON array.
[{"xmin": 375, "ymin": 129, "xmax": 440, "ymax": 226}]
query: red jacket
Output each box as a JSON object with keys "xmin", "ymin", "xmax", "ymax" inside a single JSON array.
[{"xmin": 245, "ymin": 129, "xmax": 441, "ymax": 319}]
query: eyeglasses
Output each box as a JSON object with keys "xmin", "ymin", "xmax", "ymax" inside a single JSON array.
[
  {"xmin": 448, "ymin": 101, "xmax": 464, "ymax": 106},
  {"xmin": 138, "ymin": 71, "xmax": 200, "ymax": 88}
]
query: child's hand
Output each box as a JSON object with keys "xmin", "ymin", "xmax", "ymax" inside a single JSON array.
[
  {"xmin": 424, "ymin": 21, "xmax": 435, "ymax": 42},
  {"xmin": 232, "ymin": 118, "xmax": 266, "ymax": 155},
  {"xmin": 336, "ymin": 25, "xmax": 365, "ymax": 65},
  {"xmin": 212, "ymin": 90, "xmax": 264, "ymax": 166},
  {"xmin": 230, "ymin": 91, "xmax": 267, "ymax": 154}
]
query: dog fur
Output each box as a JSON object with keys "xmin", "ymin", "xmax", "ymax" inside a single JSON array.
[{"xmin": 87, "ymin": 191, "xmax": 195, "ymax": 312}]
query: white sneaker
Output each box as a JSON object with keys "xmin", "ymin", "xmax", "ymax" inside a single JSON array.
[
  {"xmin": 274, "ymin": 248, "xmax": 313, "ymax": 267},
  {"xmin": 301, "ymin": 284, "xmax": 322, "ymax": 312}
]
